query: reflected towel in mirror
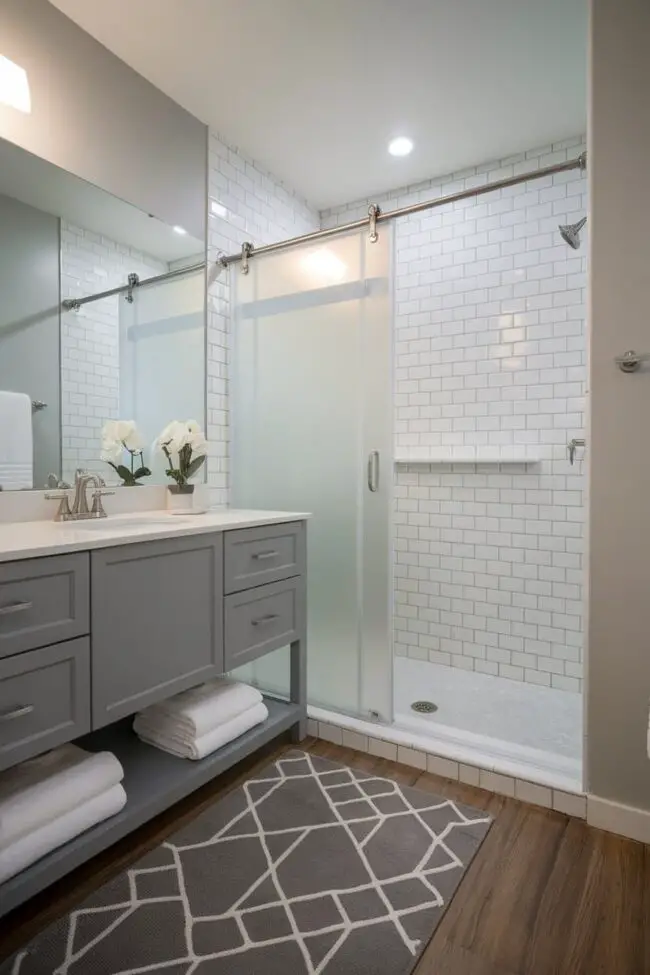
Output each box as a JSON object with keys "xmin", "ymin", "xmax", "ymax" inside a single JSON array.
[{"xmin": 0, "ymin": 390, "xmax": 33, "ymax": 490}]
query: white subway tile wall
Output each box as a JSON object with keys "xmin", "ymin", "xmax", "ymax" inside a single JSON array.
[
  {"xmin": 59, "ymin": 223, "xmax": 166, "ymax": 484},
  {"xmin": 322, "ymin": 138, "xmax": 587, "ymax": 691},
  {"xmin": 206, "ymin": 131, "xmax": 319, "ymax": 504}
]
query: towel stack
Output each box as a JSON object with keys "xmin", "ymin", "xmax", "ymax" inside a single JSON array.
[
  {"xmin": 133, "ymin": 679, "xmax": 268, "ymax": 760},
  {"xmin": 0, "ymin": 744, "xmax": 126, "ymax": 884},
  {"xmin": 0, "ymin": 390, "xmax": 33, "ymax": 490}
]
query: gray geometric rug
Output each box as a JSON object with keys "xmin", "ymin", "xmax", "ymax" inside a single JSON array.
[{"xmin": 2, "ymin": 750, "xmax": 492, "ymax": 974}]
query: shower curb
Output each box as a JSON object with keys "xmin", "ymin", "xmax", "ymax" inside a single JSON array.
[{"xmin": 306, "ymin": 710, "xmax": 587, "ymax": 820}]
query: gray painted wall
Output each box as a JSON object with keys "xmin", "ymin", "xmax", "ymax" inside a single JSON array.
[
  {"xmin": 0, "ymin": 193, "xmax": 61, "ymax": 487},
  {"xmin": 0, "ymin": 0, "xmax": 207, "ymax": 241},
  {"xmin": 587, "ymin": 0, "xmax": 650, "ymax": 811}
]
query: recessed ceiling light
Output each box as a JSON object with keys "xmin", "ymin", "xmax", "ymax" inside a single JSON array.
[
  {"xmin": 173, "ymin": 225, "xmax": 187, "ymax": 235},
  {"xmin": 388, "ymin": 137, "xmax": 413, "ymax": 157}
]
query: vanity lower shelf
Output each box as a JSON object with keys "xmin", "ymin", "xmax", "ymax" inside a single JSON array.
[{"xmin": 0, "ymin": 697, "xmax": 301, "ymax": 918}]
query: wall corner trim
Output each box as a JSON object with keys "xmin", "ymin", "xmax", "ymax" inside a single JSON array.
[{"xmin": 587, "ymin": 794, "xmax": 650, "ymax": 844}]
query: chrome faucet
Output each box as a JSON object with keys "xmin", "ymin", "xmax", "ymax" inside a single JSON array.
[{"xmin": 46, "ymin": 470, "xmax": 114, "ymax": 522}]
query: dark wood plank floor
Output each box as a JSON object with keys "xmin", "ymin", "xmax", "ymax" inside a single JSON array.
[{"xmin": 1, "ymin": 736, "xmax": 648, "ymax": 973}]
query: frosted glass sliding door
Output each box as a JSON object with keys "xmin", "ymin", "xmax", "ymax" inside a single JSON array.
[
  {"xmin": 231, "ymin": 230, "xmax": 392, "ymax": 721},
  {"xmin": 119, "ymin": 269, "xmax": 205, "ymax": 481}
]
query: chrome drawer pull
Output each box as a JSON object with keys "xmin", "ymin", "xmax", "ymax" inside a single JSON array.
[
  {"xmin": 252, "ymin": 550, "xmax": 278, "ymax": 561},
  {"xmin": 0, "ymin": 601, "xmax": 33, "ymax": 617},
  {"xmin": 252, "ymin": 613, "xmax": 280, "ymax": 627},
  {"xmin": 0, "ymin": 704, "xmax": 34, "ymax": 722}
]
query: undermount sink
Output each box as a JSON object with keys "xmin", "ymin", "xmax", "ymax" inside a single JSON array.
[{"xmin": 59, "ymin": 516, "xmax": 190, "ymax": 530}]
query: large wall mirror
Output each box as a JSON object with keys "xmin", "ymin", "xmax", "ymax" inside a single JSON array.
[{"xmin": 0, "ymin": 136, "xmax": 206, "ymax": 491}]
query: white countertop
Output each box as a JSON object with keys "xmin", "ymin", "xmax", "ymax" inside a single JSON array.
[{"xmin": 0, "ymin": 508, "xmax": 310, "ymax": 563}]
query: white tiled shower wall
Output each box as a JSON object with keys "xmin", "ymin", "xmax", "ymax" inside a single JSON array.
[
  {"xmin": 321, "ymin": 138, "xmax": 587, "ymax": 692},
  {"xmin": 206, "ymin": 131, "xmax": 319, "ymax": 504},
  {"xmin": 59, "ymin": 222, "xmax": 165, "ymax": 483}
]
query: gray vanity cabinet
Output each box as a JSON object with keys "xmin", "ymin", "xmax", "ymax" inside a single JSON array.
[
  {"xmin": 0, "ymin": 518, "xmax": 307, "ymax": 918},
  {"xmin": 91, "ymin": 534, "xmax": 224, "ymax": 729}
]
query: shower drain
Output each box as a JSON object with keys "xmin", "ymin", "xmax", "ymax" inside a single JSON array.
[{"xmin": 411, "ymin": 700, "xmax": 438, "ymax": 714}]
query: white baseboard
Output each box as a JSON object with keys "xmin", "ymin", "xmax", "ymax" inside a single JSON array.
[{"xmin": 587, "ymin": 795, "xmax": 650, "ymax": 843}]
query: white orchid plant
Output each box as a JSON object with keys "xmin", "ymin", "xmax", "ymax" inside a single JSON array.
[
  {"xmin": 101, "ymin": 420, "xmax": 151, "ymax": 487},
  {"xmin": 157, "ymin": 420, "xmax": 208, "ymax": 490}
]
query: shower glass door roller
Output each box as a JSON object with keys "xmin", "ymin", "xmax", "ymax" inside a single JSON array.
[{"xmin": 231, "ymin": 228, "xmax": 393, "ymax": 722}]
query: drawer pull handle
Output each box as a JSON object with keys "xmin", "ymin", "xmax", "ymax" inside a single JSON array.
[
  {"xmin": 0, "ymin": 704, "xmax": 34, "ymax": 722},
  {"xmin": 252, "ymin": 613, "xmax": 280, "ymax": 627},
  {"xmin": 0, "ymin": 601, "xmax": 33, "ymax": 617},
  {"xmin": 252, "ymin": 550, "xmax": 278, "ymax": 561}
]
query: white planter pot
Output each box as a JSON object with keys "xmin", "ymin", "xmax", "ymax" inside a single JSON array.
[{"xmin": 166, "ymin": 485, "xmax": 195, "ymax": 514}]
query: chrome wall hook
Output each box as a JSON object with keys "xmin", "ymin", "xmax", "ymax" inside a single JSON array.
[{"xmin": 615, "ymin": 350, "xmax": 650, "ymax": 373}]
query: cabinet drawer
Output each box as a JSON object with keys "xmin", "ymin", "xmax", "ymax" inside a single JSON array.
[
  {"xmin": 0, "ymin": 638, "xmax": 91, "ymax": 771},
  {"xmin": 224, "ymin": 522, "xmax": 306, "ymax": 594},
  {"xmin": 0, "ymin": 554, "xmax": 89, "ymax": 660},
  {"xmin": 224, "ymin": 577, "xmax": 305, "ymax": 670},
  {"xmin": 91, "ymin": 535, "xmax": 223, "ymax": 728}
]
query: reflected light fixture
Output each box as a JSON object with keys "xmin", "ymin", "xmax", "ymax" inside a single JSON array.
[
  {"xmin": 0, "ymin": 56, "xmax": 31, "ymax": 113},
  {"xmin": 173, "ymin": 225, "xmax": 187, "ymax": 235},
  {"xmin": 210, "ymin": 200, "xmax": 229, "ymax": 219},
  {"xmin": 388, "ymin": 136, "xmax": 413, "ymax": 157},
  {"xmin": 301, "ymin": 248, "xmax": 346, "ymax": 283}
]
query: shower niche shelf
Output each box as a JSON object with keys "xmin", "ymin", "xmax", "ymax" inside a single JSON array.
[{"xmin": 394, "ymin": 451, "xmax": 541, "ymax": 466}]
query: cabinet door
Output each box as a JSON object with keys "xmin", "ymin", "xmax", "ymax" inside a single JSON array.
[{"xmin": 91, "ymin": 534, "xmax": 223, "ymax": 728}]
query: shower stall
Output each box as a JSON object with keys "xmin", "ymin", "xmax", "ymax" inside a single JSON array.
[{"xmin": 229, "ymin": 145, "xmax": 587, "ymax": 793}]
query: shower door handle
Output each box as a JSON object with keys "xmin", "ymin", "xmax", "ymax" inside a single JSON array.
[{"xmin": 367, "ymin": 451, "xmax": 380, "ymax": 492}]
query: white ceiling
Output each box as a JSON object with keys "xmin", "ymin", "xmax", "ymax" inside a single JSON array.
[
  {"xmin": 50, "ymin": 0, "xmax": 587, "ymax": 210},
  {"xmin": 0, "ymin": 137, "xmax": 203, "ymax": 263}
]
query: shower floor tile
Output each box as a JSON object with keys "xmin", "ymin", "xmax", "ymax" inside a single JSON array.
[{"xmin": 393, "ymin": 658, "xmax": 582, "ymax": 765}]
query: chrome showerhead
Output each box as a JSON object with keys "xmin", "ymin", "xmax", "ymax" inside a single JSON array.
[{"xmin": 559, "ymin": 216, "xmax": 587, "ymax": 250}]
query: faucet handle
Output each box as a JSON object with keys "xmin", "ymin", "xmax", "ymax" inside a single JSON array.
[
  {"xmin": 45, "ymin": 492, "xmax": 73, "ymax": 522},
  {"xmin": 91, "ymin": 489, "xmax": 114, "ymax": 518}
]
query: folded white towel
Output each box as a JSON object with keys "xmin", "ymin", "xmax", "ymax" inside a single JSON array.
[
  {"xmin": 0, "ymin": 744, "xmax": 124, "ymax": 850},
  {"xmin": 0, "ymin": 390, "xmax": 33, "ymax": 490},
  {"xmin": 0, "ymin": 784, "xmax": 127, "ymax": 885},
  {"xmin": 134, "ymin": 701, "xmax": 269, "ymax": 760},
  {"xmin": 137, "ymin": 679, "xmax": 263, "ymax": 740}
]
